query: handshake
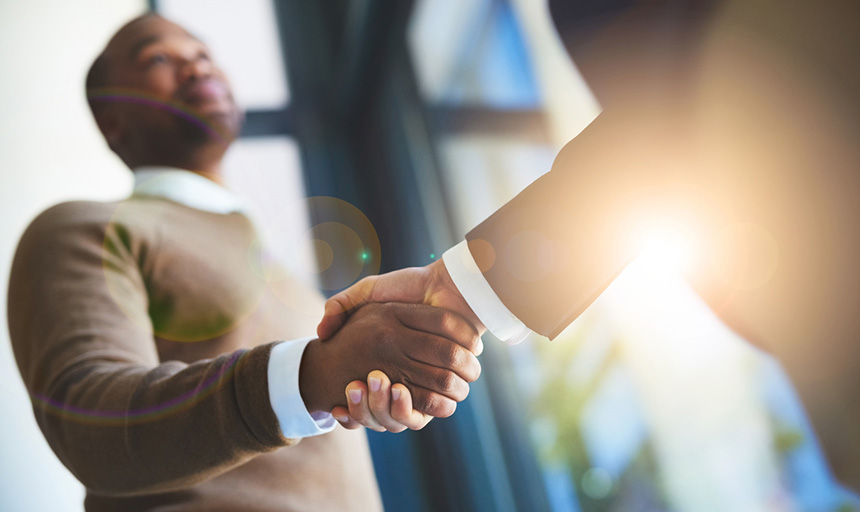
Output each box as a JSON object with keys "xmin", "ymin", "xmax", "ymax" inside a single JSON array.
[{"xmin": 299, "ymin": 258, "xmax": 487, "ymax": 433}]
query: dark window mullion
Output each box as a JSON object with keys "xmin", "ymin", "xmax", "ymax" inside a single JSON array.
[
  {"xmin": 431, "ymin": 105, "xmax": 551, "ymax": 142},
  {"xmin": 239, "ymin": 107, "xmax": 294, "ymax": 138}
]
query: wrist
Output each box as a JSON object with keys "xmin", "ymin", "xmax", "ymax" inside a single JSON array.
[
  {"xmin": 298, "ymin": 338, "xmax": 334, "ymax": 413},
  {"xmin": 427, "ymin": 258, "xmax": 454, "ymax": 299},
  {"xmin": 432, "ymin": 254, "xmax": 487, "ymax": 334}
]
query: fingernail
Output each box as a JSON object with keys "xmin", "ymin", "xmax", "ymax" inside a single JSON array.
[
  {"xmin": 348, "ymin": 389, "xmax": 362, "ymax": 404},
  {"xmin": 335, "ymin": 415, "xmax": 349, "ymax": 423},
  {"xmin": 391, "ymin": 387, "xmax": 401, "ymax": 401},
  {"xmin": 369, "ymin": 376, "xmax": 381, "ymax": 392}
]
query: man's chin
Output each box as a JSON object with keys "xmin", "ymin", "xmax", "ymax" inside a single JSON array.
[{"xmin": 198, "ymin": 107, "xmax": 243, "ymax": 142}]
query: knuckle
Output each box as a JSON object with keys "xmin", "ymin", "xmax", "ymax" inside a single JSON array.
[
  {"xmin": 455, "ymin": 352, "xmax": 480, "ymax": 382},
  {"xmin": 411, "ymin": 390, "xmax": 434, "ymax": 415},
  {"xmin": 466, "ymin": 333, "xmax": 481, "ymax": 352},
  {"xmin": 445, "ymin": 379, "xmax": 467, "ymax": 402},
  {"xmin": 423, "ymin": 393, "xmax": 442, "ymax": 415},
  {"xmin": 445, "ymin": 312, "xmax": 469, "ymax": 341},
  {"xmin": 440, "ymin": 313, "xmax": 479, "ymax": 351},
  {"xmin": 436, "ymin": 371, "xmax": 459, "ymax": 394},
  {"xmin": 438, "ymin": 343, "xmax": 462, "ymax": 368},
  {"xmin": 439, "ymin": 310, "xmax": 456, "ymax": 332},
  {"xmin": 445, "ymin": 375, "xmax": 469, "ymax": 401}
]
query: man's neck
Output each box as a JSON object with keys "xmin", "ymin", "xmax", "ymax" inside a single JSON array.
[{"xmin": 127, "ymin": 145, "xmax": 227, "ymax": 184}]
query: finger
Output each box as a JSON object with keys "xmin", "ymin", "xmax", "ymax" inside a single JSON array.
[
  {"xmin": 344, "ymin": 381, "xmax": 385, "ymax": 432},
  {"xmin": 404, "ymin": 335, "xmax": 482, "ymax": 383},
  {"xmin": 403, "ymin": 361, "xmax": 472, "ymax": 403},
  {"xmin": 317, "ymin": 276, "xmax": 377, "ymax": 340},
  {"xmin": 394, "ymin": 304, "xmax": 482, "ymax": 355},
  {"xmin": 367, "ymin": 371, "xmax": 407, "ymax": 433},
  {"xmin": 330, "ymin": 406, "xmax": 362, "ymax": 430},
  {"xmin": 390, "ymin": 383, "xmax": 433, "ymax": 430},
  {"xmin": 409, "ymin": 386, "xmax": 458, "ymax": 418}
]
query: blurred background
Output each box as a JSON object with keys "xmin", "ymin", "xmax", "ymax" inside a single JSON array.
[{"xmin": 0, "ymin": 0, "xmax": 856, "ymax": 511}]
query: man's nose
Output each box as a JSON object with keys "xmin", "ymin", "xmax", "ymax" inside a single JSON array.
[{"xmin": 178, "ymin": 56, "xmax": 213, "ymax": 82}]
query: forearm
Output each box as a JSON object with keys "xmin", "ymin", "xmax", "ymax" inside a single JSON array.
[
  {"xmin": 36, "ymin": 343, "xmax": 290, "ymax": 496},
  {"xmin": 465, "ymin": 109, "xmax": 688, "ymax": 338}
]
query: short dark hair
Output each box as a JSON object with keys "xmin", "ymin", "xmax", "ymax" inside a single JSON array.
[
  {"xmin": 85, "ymin": 54, "xmax": 110, "ymax": 95},
  {"xmin": 85, "ymin": 12, "xmax": 159, "ymax": 110}
]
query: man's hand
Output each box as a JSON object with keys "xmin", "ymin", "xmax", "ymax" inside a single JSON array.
[
  {"xmin": 316, "ymin": 259, "xmax": 487, "ymax": 431},
  {"xmin": 316, "ymin": 259, "xmax": 485, "ymax": 354},
  {"xmin": 331, "ymin": 371, "xmax": 431, "ymax": 432},
  {"xmin": 299, "ymin": 302, "xmax": 481, "ymax": 417}
]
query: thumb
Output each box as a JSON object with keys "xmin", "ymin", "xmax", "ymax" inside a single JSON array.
[
  {"xmin": 316, "ymin": 276, "xmax": 377, "ymax": 340},
  {"xmin": 316, "ymin": 299, "xmax": 349, "ymax": 340}
]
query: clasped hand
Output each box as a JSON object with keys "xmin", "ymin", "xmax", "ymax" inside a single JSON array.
[{"xmin": 313, "ymin": 259, "xmax": 485, "ymax": 432}]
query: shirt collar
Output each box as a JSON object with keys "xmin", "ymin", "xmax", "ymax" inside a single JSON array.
[{"xmin": 131, "ymin": 166, "xmax": 248, "ymax": 215}]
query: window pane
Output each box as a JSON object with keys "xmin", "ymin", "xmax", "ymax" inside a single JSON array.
[
  {"xmin": 438, "ymin": 135, "xmax": 555, "ymax": 233},
  {"xmin": 408, "ymin": 0, "xmax": 540, "ymax": 107},
  {"xmin": 221, "ymin": 137, "xmax": 317, "ymax": 289},
  {"xmin": 158, "ymin": 0, "xmax": 289, "ymax": 110}
]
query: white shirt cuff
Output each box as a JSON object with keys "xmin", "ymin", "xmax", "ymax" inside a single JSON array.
[
  {"xmin": 443, "ymin": 240, "xmax": 531, "ymax": 345},
  {"xmin": 268, "ymin": 337, "xmax": 337, "ymax": 438}
]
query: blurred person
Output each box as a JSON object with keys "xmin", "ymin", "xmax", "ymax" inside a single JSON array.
[
  {"xmin": 319, "ymin": 0, "xmax": 860, "ymax": 492},
  {"xmin": 6, "ymin": 13, "xmax": 483, "ymax": 511}
]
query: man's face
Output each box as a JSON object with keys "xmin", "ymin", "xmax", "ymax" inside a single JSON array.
[{"xmin": 96, "ymin": 15, "xmax": 242, "ymax": 148}]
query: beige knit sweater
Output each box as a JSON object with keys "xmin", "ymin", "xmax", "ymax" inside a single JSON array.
[{"xmin": 8, "ymin": 197, "xmax": 383, "ymax": 511}]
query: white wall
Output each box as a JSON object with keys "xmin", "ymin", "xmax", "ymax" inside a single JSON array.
[{"xmin": 0, "ymin": 1, "xmax": 145, "ymax": 510}]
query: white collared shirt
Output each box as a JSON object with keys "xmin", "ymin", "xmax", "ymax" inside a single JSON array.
[{"xmin": 132, "ymin": 166, "xmax": 335, "ymax": 438}]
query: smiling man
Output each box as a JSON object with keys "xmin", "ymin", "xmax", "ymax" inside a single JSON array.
[
  {"xmin": 84, "ymin": 13, "xmax": 243, "ymax": 175},
  {"xmin": 7, "ymin": 13, "xmax": 482, "ymax": 511}
]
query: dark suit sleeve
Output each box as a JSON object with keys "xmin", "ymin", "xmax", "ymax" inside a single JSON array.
[
  {"xmin": 466, "ymin": 111, "xmax": 682, "ymax": 339},
  {"xmin": 468, "ymin": 0, "xmax": 860, "ymax": 343}
]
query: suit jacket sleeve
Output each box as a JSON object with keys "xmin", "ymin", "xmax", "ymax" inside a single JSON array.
[{"xmin": 465, "ymin": 110, "xmax": 685, "ymax": 339}]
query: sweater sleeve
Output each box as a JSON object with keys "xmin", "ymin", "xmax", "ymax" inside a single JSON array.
[{"xmin": 7, "ymin": 202, "xmax": 295, "ymax": 497}]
